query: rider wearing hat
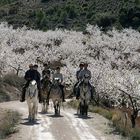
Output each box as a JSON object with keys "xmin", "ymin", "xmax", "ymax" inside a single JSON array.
[
  {"xmin": 41, "ymin": 63, "xmax": 51, "ymax": 89},
  {"xmin": 53, "ymin": 66, "xmax": 65, "ymax": 102},
  {"xmin": 73, "ymin": 63, "xmax": 84, "ymax": 96},
  {"xmin": 33, "ymin": 64, "xmax": 42, "ymax": 103},
  {"xmin": 47, "ymin": 66, "xmax": 65, "ymax": 103},
  {"xmin": 20, "ymin": 64, "xmax": 42, "ymax": 103},
  {"xmin": 42, "ymin": 63, "xmax": 51, "ymax": 79},
  {"xmin": 76, "ymin": 62, "xmax": 94, "ymax": 99}
]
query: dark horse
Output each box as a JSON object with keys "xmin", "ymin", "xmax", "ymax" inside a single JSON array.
[
  {"xmin": 49, "ymin": 78, "xmax": 62, "ymax": 115},
  {"xmin": 41, "ymin": 77, "xmax": 51, "ymax": 113},
  {"xmin": 77, "ymin": 75, "xmax": 92, "ymax": 116}
]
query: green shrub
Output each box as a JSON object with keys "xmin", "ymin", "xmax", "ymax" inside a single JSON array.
[
  {"xmin": 0, "ymin": 110, "xmax": 20, "ymax": 139},
  {"xmin": 130, "ymin": 128, "xmax": 140, "ymax": 140},
  {"xmin": 95, "ymin": 12, "xmax": 116, "ymax": 30},
  {"xmin": 0, "ymin": 0, "xmax": 17, "ymax": 6}
]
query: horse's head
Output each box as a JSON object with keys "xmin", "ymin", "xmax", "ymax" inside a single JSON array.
[
  {"xmin": 30, "ymin": 80, "xmax": 37, "ymax": 86},
  {"xmin": 52, "ymin": 78, "xmax": 60, "ymax": 88},
  {"xmin": 83, "ymin": 74, "xmax": 90, "ymax": 84},
  {"xmin": 27, "ymin": 80, "xmax": 38, "ymax": 97},
  {"xmin": 54, "ymin": 78, "xmax": 60, "ymax": 84}
]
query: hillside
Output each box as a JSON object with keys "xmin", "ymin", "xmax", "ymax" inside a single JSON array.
[
  {"xmin": 0, "ymin": 73, "xmax": 24, "ymax": 102},
  {"xmin": 0, "ymin": 0, "xmax": 139, "ymax": 31}
]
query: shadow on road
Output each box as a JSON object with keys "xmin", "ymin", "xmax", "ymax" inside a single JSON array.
[
  {"xmin": 22, "ymin": 118, "xmax": 41, "ymax": 121},
  {"xmin": 21, "ymin": 118, "xmax": 40, "ymax": 126},
  {"xmin": 47, "ymin": 114, "xmax": 64, "ymax": 118},
  {"xmin": 21, "ymin": 121, "xmax": 40, "ymax": 126},
  {"xmin": 74, "ymin": 113, "xmax": 93, "ymax": 119},
  {"xmin": 38, "ymin": 111, "xmax": 52, "ymax": 115}
]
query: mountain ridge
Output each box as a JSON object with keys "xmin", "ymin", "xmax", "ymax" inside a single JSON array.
[{"xmin": 0, "ymin": 0, "xmax": 139, "ymax": 31}]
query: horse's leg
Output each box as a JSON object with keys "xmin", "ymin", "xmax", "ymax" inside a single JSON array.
[
  {"xmin": 32, "ymin": 103, "xmax": 35, "ymax": 122},
  {"xmin": 44, "ymin": 100, "xmax": 46, "ymax": 113},
  {"xmin": 58, "ymin": 102, "xmax": 60, "ymax": 115},
  {"xmin": 42, "ymin": 101, "xmax": 44, "ymax": 113},
  {"xmin": 79, "ymin": 102, "xmax": 83, "ymax": 115},
  {"xmin": 45, "ymin": 99, "xmax": 48, "ymax": 113},
  {"xmin": 30, "ymin": 103, "xmax": 34, "ymax": 122},
  {"xmin": 81, "ymin": 101, "xmax": 85, "ymax": 116},
  {"xmin": 53, "ymin": 101, "xmax": 56, "ymax": 115},
  {"xmin": 34, "ymin": 101, "xmax": 38, "ymax": 121},
  {"xmin": 85, "ymin": 105, "xmax": 88, "ymax": 116},
  {"xmin": 55, "ymin": 101, "xmax": 58, "ymax": 115},
  {"xmin": 28, "ymin": 102, "xmax": 32, "ymax": 122},
  {"xmin": 56, "ymin": 101, "xmax": 59, "ymax": 115},
  {"xmin": 84, "ymin": 102, "xmax": 88, "ymax": 116}
]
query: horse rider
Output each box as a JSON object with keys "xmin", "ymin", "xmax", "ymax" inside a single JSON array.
[
  {"xmin": 20, "ymin": 64, "xmax": 42, "ymax": 103},
  {"xmin": 41, "ymin": 63, "xmax": 51, "ymax": 89},
  {"xmin": 73, "ymin": 63, "xmax": 84, "ymax": 96},
  {"xmin": 76, "ymin": 63, "xmax": 94, "ymax": 99},
  {"xmin": 33, "ymin": 64, "xmax": 42, "ymax": 103},
  {"xmin": 47, "ymin": 66, "xmax": 65, "ymax": 104}
]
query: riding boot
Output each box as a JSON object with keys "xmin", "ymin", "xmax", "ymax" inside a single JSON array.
[
  {"xmin": 47, "ymin": 91, "xmax": 50, "ymax": 105},
  {"xmin": 60, "ymin": 85, "xmax": 65, "ymax": 102},
  {"xmin": 62, "ymin": 90, "xmax": 65, "ymax": 102},
  {"xmin": 38, "ymin": 90, "xmax": 42, "ymax": 103},
  {"xmin": 20, "ymin": 87, "xmax": 26, "ymax": 102},
  {"xmin": 73, "ymin": 82, "xmax": 78, "ymax": 96},
  {"xmin": 76, "ymin": 86, "xmax": 80, "ymax": 100},
  {"xmin": 90, "ymin": 88, "xmax": 94, "ymax": 100},
  {"xmin": 88, "ymin": 82, "xmax": 94, "ymax": 100}
]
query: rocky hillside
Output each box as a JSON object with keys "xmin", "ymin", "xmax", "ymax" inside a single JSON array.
[{"xmin": 0, "ymin": 73, "xmax": 24, "ymax": 102}]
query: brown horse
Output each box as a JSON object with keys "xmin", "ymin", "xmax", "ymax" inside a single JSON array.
[
  {"xmin": 41, "ymin": 78, "xmax": 51, "ymax": 113},
  {"xmin": 77, "ymin": 74, "xmax": 92, "ymax": 116},
  {"xmin": 49, "ymin": 78, "xmax": 62, "ymax": 115}
]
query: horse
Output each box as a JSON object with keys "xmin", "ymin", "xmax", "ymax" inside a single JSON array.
[
  {"xmin": 49, "ymin": 78, "xmax": 62, "ymax": 115},
  {"xmin": 41, "ymin": 78, "xmax": 51, "ymax": 113},
  {"xmin": 77, "ymin": 74, "xmax": 92, "ymax": 116},
  {"xmin": 26, "ymin": 80, "xmax": 38, "ymax": 122}
]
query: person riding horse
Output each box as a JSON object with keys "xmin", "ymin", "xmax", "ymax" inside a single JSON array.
[
  {"xmin": 20, "ymin": 64, "xmax": 42, "ymax": 103},
  {"xmin": 76, "ymin": 63, "xmax": 94, "ymax": 100},
  {"xmin": 47, "ymin": 66, "xmax": 65, "ymax": 104},
  {"xmin": 41, "ymin": 63, "xmax": 51, "ymax": 89},
  {"xmin": 73, "ymin": 63, "xmax": 84, "ymax": 96}
]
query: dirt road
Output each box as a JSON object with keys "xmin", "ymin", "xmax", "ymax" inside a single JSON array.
[{"xmin": 0, "ymin": 101, "xmax": 125, "ymax": 140}]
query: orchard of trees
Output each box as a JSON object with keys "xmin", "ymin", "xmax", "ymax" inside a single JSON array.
[{"xmin": 0, "ymin": 22, "xmax": 140, "ymax": 128}]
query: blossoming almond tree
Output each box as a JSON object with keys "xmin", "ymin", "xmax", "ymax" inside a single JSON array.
[{"xmin": 0, "ymin": 22, "xmax": 140, "ymax": 120}]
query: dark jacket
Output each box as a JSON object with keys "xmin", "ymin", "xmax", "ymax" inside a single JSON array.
[
  {"xmin": 76, "ymin": 69, "xmax": 83, "ymax": 81},
  {"xmin": 42, "ymin": 69, "xmax": 51, "ymax": 79},
  {"xmin": 24, "ymin": 69, "xmax": 41, "ymax": 87}
]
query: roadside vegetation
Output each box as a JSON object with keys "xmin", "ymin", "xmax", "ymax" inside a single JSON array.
[
  {"xmin": 0, "ymin": 73, "xmax": 24, "ymax": 102},
  {"xmin": 67, "ymin": 100, "xmax": 140, "ymax": 140},
  {"xmin": 0, "ymin": 109, "xmax": 21, "ymax": 139}
]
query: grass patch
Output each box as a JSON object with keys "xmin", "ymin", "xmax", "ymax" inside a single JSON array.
[
  {"xmin": 130, "ymin": 128, "xmax": 140, "ymax": 140},
  {"xmin": 67, "ymin": 99, "xmax": 140, "ymax": 139},
  {"xmin": 89, "ymin": 106, "xmax": 113, "ymax": 120},
  {"xmin": 0, "ymin": 90, "xmax": 10, "ymax": 102},
  {"xmin": 0, "ymin": 110, "xmax": 21, "ymax": 139}
]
